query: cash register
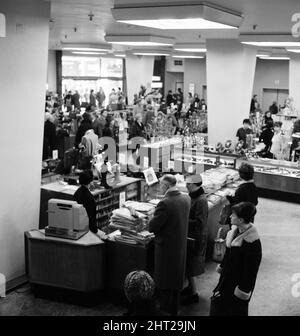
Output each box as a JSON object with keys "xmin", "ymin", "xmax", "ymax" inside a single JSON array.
[{"xmin": 45, "ymin": 199, "xmax": 89, "ymax": 240}]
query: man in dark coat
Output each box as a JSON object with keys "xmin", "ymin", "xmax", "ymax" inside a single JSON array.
[
  {"xmin": 72, "ymin": 90, "xmax": 81, "ymax": 109},
  {"xmin": 43, "ymin": 112, "xmax": 57, "ymax": 160},
  {"xmin": 181, "ymin": 174, "xmax": 208, "ymax": 306},
  {"xmin": 149, "ymin": 174, "xmax": 191, "ymax": 315}
]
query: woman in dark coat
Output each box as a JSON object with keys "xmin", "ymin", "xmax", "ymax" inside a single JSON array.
[
  {"xmin": 227, "ymin": 162, "xmax": 258, "ymax": 225},
  {"xmin": 181, "ymin": 174, "xmax": 208, "ymax": 305},
  {"xmin": 210, "ymin": 202, "xmax": 262, "ymax": 316}
]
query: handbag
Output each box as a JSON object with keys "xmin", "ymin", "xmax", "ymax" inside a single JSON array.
[
  {"xmin": 209, "ymin": 292, "xmax": 225, "ymax": 316},
  {"xmin": 212, "ymin": 228, "xmax": 226, "ymax": 263},
  {"xmin": 219, "ymin": 202, "xmax": 232, "ymax": 225}
]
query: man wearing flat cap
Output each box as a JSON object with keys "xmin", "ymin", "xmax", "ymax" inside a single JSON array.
[
  {"xmin": 149, "ymin": 174, "xmax": 191, "ymax": 315},
  {"xmin": 181, "ymin": 174, "xmax": 208, "ymax": 305}
]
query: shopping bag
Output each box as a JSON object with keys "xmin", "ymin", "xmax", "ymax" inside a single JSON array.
[{"xmin": 212, "ymin": 228, "xmax": 226, "ymax": 263}]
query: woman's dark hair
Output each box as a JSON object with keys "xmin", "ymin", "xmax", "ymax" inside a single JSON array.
[
  {"xmin": 231, "ymin": 202, "xmax": 257, "ymax": 224},
  {"xmin": 79, "ymin": 170, "xmax": 93, "ymax": 185},
  {"xmin": 238, "ymin": 162, "xmax": 254, "ymax": 181}
]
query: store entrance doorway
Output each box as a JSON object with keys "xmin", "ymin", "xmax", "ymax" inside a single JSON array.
[{"xmin": 262, "ymin": 88, "xmax": 289, "ymax": 113}]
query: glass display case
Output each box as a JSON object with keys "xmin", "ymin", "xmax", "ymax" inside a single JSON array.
[
  {"xmin": 236, "ymin": 157, "xmax": 300, "ymax": 194},
  {"xmin": 173, "ymin": 146, "xmax": 239, "ymax": 173}
]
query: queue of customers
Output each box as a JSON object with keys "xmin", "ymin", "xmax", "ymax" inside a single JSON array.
[{"xmin": 74, "ymin": 161, "xmax": 262, "ymax": 316}]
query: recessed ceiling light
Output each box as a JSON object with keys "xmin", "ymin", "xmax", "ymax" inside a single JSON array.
[
  {"xmin": 115, "ymin": 54, "xmax": 126, "ymax": 57},
  {"xmin": 61, "ymin": 43, "xmax": 111, "ymax": 51},
  {"xmin": 111, "ymin": 41, "xmax": 172, "ymax": 46},
  {"xmin": 72, "ymin": 51, "xmax": 107, "ymax": 55},
  {"xmin": 172, "ymin": 55, "xmax": 204, "ymax": 59},
  {"xmin": 0, "ymin": 12, "xmax": 6, "ymax": 37},
  {"xmin": 259, "ymin": 56, "xmax": 290, "ymax": 60},
  {"xmin": 118, "ymin": 18, "xmax": 238, "ymax": 30},
  {"xmin": 133, "ymin": 52, "xmax": 170, "ymax": 56},
  {"xmin": 105, "ymin": 35, "xmax": 175, "ymax": 46},
  {"xmin": 112, "ymin": 2, "xmax": 242, "ymax": 30},
  {"xmin": 64, "ymin": 47, "xmax": 109, "ymax": 52},
  {"xmin": 286, "ymin": 49, "xmax": 300, "ymax": 53},
  {"xmin": 174, "ymin": 48, "xmax": 207, "ymax": 52},
  {"xmin": 243, "ymin": 42, "xmax": 300, "ymax": 47}
]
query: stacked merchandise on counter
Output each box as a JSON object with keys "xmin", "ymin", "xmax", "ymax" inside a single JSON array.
[
  {"xmin": 108, "ymin": 202, "xmax": 155, "ymax": 246},
  {"xmin": 203, "ymin": 168, "xmax": 240, "ymax": 208}
]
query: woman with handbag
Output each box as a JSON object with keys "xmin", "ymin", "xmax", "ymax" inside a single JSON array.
[{"xmin": 210, "ymin": 202, "xmax": 262, "ymax": 316}]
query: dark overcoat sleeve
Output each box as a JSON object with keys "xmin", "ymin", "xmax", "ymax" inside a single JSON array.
[{"xmin": 148, "ymin": 200, "xmax": 168, "ymax": 234}]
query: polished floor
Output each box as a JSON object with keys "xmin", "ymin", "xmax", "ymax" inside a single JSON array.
[{"xmin": 1, "ymin": 197, "xmax": 300, "ymax": 316}]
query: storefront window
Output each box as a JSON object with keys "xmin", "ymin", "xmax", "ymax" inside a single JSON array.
[
  {"xmin": 62, "ymin": 56, "xmax": 100, "ymax": 77},
  {"xmin": 62, "ymin": 56, "xmax": 124, "ymax": 106}
]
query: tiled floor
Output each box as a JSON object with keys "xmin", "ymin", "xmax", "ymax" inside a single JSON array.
[{"xmin": 1, "ymin": 197, "xmax": 300, "ymax": 316}]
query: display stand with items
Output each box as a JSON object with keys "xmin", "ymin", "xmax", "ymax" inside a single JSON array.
[
  {"xmin": 39, "ymin": 175, "xmax": 142, "ymax": 230},
  {"xmin": 236, "ymin": 157, "xmax": 300, "ymax": 195}
]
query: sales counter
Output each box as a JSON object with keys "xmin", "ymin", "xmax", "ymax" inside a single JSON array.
[
  {"xmin": 25, "ymin": 230, "xmax": 105, "ymax": 292},
  {"xmin": 39, "ymin": 175, "xmax": 142, "ymax": 229}
]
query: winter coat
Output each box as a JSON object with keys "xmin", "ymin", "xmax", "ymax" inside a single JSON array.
[
  {"xmin": 213, "ymin": 225, "xmax": 262, "ymax": 315},
  {"xmin": 149, "ymin": 189, "xmax": 191, "ymax": 290},
  {"xmin": 186, "ymin": 187, "xmax": 209, "ymax": 276}
]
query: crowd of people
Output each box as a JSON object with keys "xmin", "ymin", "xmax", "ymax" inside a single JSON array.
[
  {"xmin": 42, "ymin": 85, "xmax": 208, "ymax": 164},
  {"xmin": 234, "ymin": 94, "xmax": 300, "ymax": 160}
]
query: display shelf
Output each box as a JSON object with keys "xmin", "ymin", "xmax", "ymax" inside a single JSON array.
[
  {"xmin": 39, "ymin": 176, "xmax": 142, "ymax": 229},
  {"xmin": 173, "ymin": 146, "xmax": 238, "ymax": 172}
]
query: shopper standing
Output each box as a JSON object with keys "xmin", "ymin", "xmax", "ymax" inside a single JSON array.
[
  {"xmin": 236, "ymin": 119, "xmax": 253, "ymax": 149},
  {"xmin": 181, "ymin": 174, "xmax": 208, "ymax": 306},
  {"xmin": 72, "ymin": 90, "xmax": 81, "ymax": 109},
  {"xmin": 74, "ymin": 170, "xmax": 97, "ymax": 234},
  {"xmin": 269, "ymin": 101, "xmax": 278, "ymax": 115},
  {"xmin": 210, "ymin": 202, "xmax": 262, "ymax": 316},
  {"xmin": 228, "ymin": 163, "xmax": 258, "ymax": 208},
  {"xmin": 149, "ymin": 174, "xmax": 191, "ymax": 315},
  {"xmin": 96, "ymin": 87, "xmax": 106, "ymax": 108},
  {"xmin": 89, "ymin": 90, "xmax": 96, "ymax": 107}
]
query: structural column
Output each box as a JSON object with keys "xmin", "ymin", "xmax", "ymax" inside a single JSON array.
[
  {"xmin": 206, "ymin": 39, "xmax": 257, "ymax": 145},
  {"xmin": 289, "ymin": 53, "xmax": 300, "ymax": 114},
  {"xmin": 0, "ymin": 0, "xmax": 50, "ymax": 283},
  {"xmin": 125, "ymin": 54, "xmax": 154, "ymax": 105}
]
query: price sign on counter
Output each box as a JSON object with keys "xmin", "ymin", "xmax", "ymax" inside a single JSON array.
[
  {"xmin": 52, "ymin": 150, "xmax": 58, "ymax": 160},
  {"xmin": 143, "ymin": 156, "xmax": 149, "ymax": 169},
  {"xmin": 168, "ymin": 160, "xmax": 174, "ymax": 170},
  {"xmin": 119, "ymin": 191, "xmax": 126, "ymax": 207}
]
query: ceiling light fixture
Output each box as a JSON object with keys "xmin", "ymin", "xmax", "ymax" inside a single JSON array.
[
  {"xmin": 115, "ymin": 54, "xmax": 126, "ymax": 57},
  {"xmin": 72, "ymin": 51, "xmax": 107, "ymax": 55},
  {"xmin": 111, "ymin": 1, "xmax": 243, "ymax": 29},
  {"xmin": 240, "ymin": 34, "xmax": 300, "ymax": 47},
  {"xmin": 258, "ymin": 56, "xmax": 290, "ymax": 60},
  {"xmin": 175, "ymin": 48, "xmax": 207, "ymax": 52},
  {"xmin": 133, "ymin": 52, "xmax": 171, "ymax": 56},
  {"xmin": 172, "ymin": 54, "xmax": 205, "ymax": 59},
  {"xmin": 61, "ymin": 43, "xmax": 111, "ymax": 52},
  {"xmin": 105, "ymin": 34, "xmax": 175, "ymax": 46},
  {"xmin": 0, "ymin": 13, "xmax": 6, "ymax": 37},
  {"xmin": 286, "ymin": 49, "xmax": 300, "ymax": 53}
]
